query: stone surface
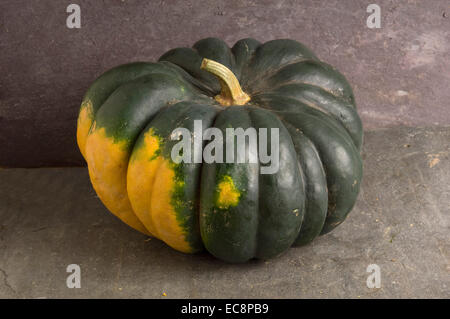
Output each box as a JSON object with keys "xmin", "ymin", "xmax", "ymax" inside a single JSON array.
[
  {"xmin": 0, "ymin": 126, "xmax": 448, "ymax": 298},
  {"xmin": 1, "ymin": 0, "xmax": 449, "ymax": 166}
]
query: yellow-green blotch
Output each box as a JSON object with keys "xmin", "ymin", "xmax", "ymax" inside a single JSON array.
[{"xmin": 216, "ymin": 175, "xmax": 241, "ymax": 209}]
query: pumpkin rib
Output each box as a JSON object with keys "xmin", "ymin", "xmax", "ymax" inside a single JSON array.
[
  {"xmin": 253, "ymin": 60, "xmax": 355, "ymax": 104},
  {"xmin": 247, "ymin": 107, "xmax": 305, "ymax": 260},
  {"xmin": 200, "ymin": 107, "xmax": 260, "ymax": 263},
  {"xmin": 241, "ymin": 39, "xmax": 319, "ymax": 87},
  {"xmin": 192, "ymin": 37, "xmax": 237, "ymax": 76},
  {"xmin": 244, "ymin": 58, "xmax": 317, "ymax": 90},
  {"xmin": 230, "ymin": 38, "xmax": 262, "ymax": 81},
  {"xmin": 126, "ymin": 104, "xmax": 169, "ymax": 238},
  {"xmin": 283, "ymin": 122, "xmax": 328, "ymax": 246},
  {"xmin": 253, "ymin": 87, "xmax": 363, "ymax": 150},
  {"xmin": 269, "ymin": 82, "xmax": 359, "ymax": 115},
  {"xmin": 162, "ymin": 102, "xmax": 221, "ymax": 252},
  {"xmin": 263, "ymin": 81, "xmax": 357, "ymax": 109},
  {"xmin": 159, "ymin": 61, "xmax": 216, "ymax": 96},
  {"xmin": 158, "ymin": 47, "xmax": 221, "ymax": 93},
  {"xmin": 272, "ymin": 83, "xmax": 362, "ymax": 150},
  {"xmin": 244, "ymin": 107, "xmax": 260, "ymax": 260},
  {"xmin": 243, "ymin": 106, "xmax": 266, "ymax": 260}
]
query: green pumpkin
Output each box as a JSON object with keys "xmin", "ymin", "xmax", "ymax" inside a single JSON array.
[{"xmin": 77, "ymin": 38, "xmax": 363, "ymax": 263}]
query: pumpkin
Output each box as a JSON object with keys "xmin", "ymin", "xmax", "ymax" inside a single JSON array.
[{"xmin": 77, "ymin": 38, "xmax": 363, "ymax": 263}]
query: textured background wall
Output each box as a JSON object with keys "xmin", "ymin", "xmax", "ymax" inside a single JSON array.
[{"xmin": 1, "ymin": 0, "xmax": 449, "ymax": 167}]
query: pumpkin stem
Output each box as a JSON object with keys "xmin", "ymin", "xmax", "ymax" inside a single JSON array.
[{"xmin": 201, "ymin": 58, "xmax": 250, "ymax": 106}]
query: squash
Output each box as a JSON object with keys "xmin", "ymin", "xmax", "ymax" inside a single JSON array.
[{"xmin": 77, "ymin": 38, "xmax": 363, "ymax": 263}]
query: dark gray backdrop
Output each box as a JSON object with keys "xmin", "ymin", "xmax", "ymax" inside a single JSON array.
[{"xmin": 1, "ymin": 0, "xmax": 449, "ymax": 167}]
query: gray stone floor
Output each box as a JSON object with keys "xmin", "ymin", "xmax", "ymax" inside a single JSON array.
[{"xmin": 0, "ymin": 126, "xmax": 449, "ymax": 298}]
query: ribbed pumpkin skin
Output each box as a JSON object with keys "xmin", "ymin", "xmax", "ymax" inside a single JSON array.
[{"xmin": 77, "ymin": 38, "xmax": 363, "ymax": 263}]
